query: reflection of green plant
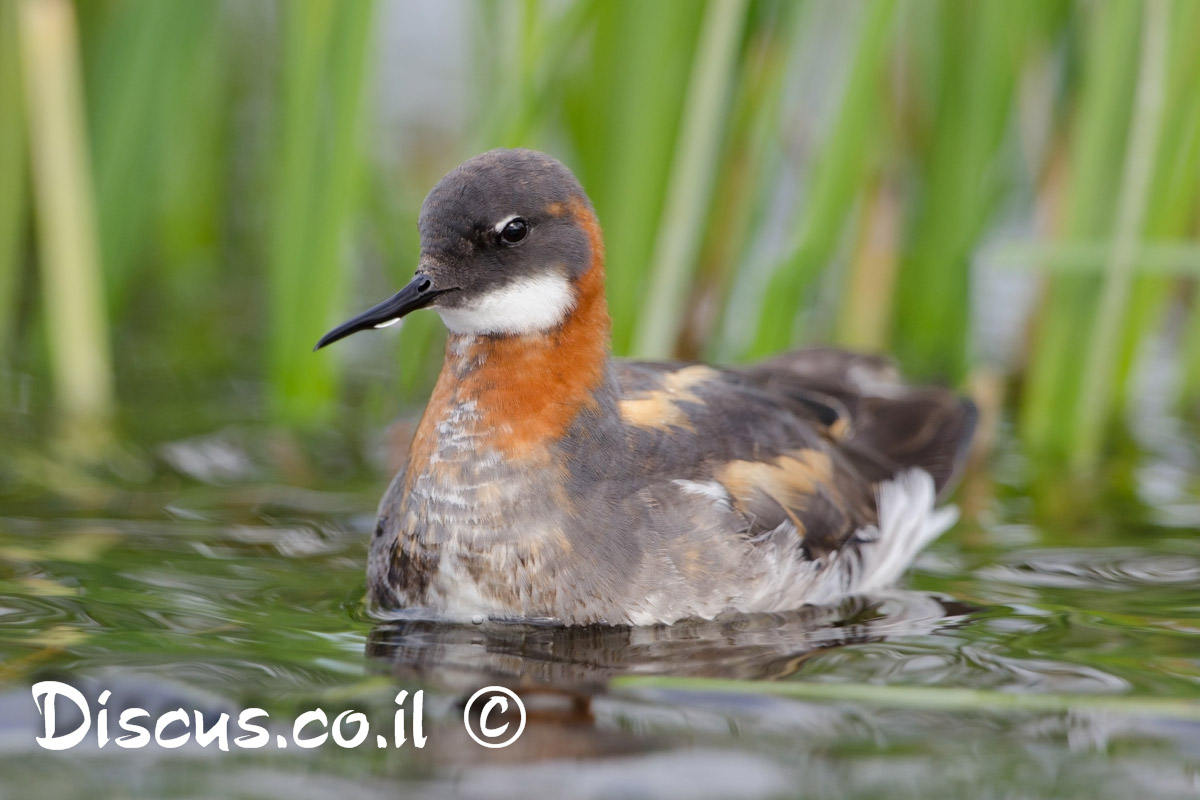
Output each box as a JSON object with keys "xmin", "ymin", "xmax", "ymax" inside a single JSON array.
[
  {"xmin": 0, "ymin": 510, "xmax": 374, "ymax": 692},
  {"xmin": 2, "ymin": 0, "xmax": 1199, "ymax": 470},
  {"xmin": 614, "ymin": 674, "xmax": 1200, "ymax": 719}
]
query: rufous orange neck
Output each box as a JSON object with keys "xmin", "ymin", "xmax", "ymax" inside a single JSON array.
[{"xmin": 410, "ymin": 201, "xmax": 611, "ymax": 465}]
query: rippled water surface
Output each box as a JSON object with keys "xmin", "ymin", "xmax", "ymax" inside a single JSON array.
[{"xmin": 1, "ymin": 426, "xmax": 1198, "ymax": 799}]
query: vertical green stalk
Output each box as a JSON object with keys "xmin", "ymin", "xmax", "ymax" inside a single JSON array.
[
  {"xmin": 496, "ymin": 0, "xmax": 598, "ymax": 149},
  {"xmin": 155, "ymin": 3, "xmax": 226, "ymax": 288},
  {"xmin": 268, "ymin": 0, "xmax": 334, "ymax": 421},
  {"xmin": 1101, "ymin": 0, "xmax": 1200, "ymax": 418},
  {"xmin": 268, "ymin": 0, "xmax": 376, "ymax": 425},
  {"xmin": 1019, "ymin": 0, "xmax": 1140, "ymax": 459},
  {"xmin": 703, "ymin": 4, "xmax": 804, "ymax": 361},
  {"xmin": 1184, "ymin": 293, "xmax": 1200, "ymax": 411},
  {"xmin": 1071, "ymin": 0, "xmax": 1169, "ymax": 468},
  {"xmin": 834, "ymin": 180, "xmax": 899, "ymax": 351},
  {"xmin": 474, "ymin": 0, "xmax": 540, "ymax": 148},
  {"xmin": 307, "ymin": 0, "xmax": 376, "ymax": 367},
  {"xmin": 86, "ymin": 0, "xmax": 214, "ymax": 314},
  {"xmin": 1146, "ymin": 1, "xmax": 1200, "ymax": 411},
  {"xmin": 17, "ymin": 0, "xmax": 113, "ymax": 448},
  {"xmin": 0, "ymin": 0, "xmax": 26, "ymax": 354},
  {"xmin": 633, "ymin": 0, "xmax": 748, "ymax": 358},
  {"xmin": 890, "ymin": 0, "xmax": 1034, "ymax": 380},
  {"xmin": 563, "ymin": 0, "xmax": 705, "ymax": 354},
  {"xmin": 747, "ymin": 0, "xmax": 896, "ymax": 359}
]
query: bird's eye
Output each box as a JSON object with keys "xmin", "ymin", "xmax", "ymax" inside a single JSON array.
[{"xmin": 498, "ymin": 217, "xmax": 529, "ymax": 246}]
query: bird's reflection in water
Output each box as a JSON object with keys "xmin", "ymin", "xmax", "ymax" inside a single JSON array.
[{"xmin": 365, "ymin": 591, "xmax": 975, "ymax": 765}]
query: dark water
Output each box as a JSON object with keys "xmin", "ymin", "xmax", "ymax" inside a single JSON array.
[{"xmin": 1, "ymin": 424, "xmax": 1198, "ymax": 799}]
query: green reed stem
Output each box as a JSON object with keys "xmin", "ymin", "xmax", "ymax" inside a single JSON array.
[
  {"xmin": 1019, "ymin": 0, "xmax": 1140, "ymax": 461},
  {"xmin": 706, "ymin": 5, "xmax": 803, "ymax": 361},
  {"xmin": 1102, "ymin": 2, "xmax": 1199, "ymax": 418},
  {"xmin": 613, "ymin": 675, "xmax": 1200, "ymax": 721},
  {"xmin": 747, "ymin": 0, "xmax": 895, "ymax": 359},
  {"xmin": 565, "ymin": 0, "xmax": 704, "ymax": 354},
  {"xmin": 1184, "ymin": 307, "xmax": 1200, "ymax": 411},
  {"xmin": 1145, "ymin": 0, "xmax": 1200, "ymax": 413},
  {"xmin": 268, "ymin": 0, "xmax": 335, "ymax": 421},
  {"xmin": 992, "ymin": 242, "xmax": 1200, "ymax": 274},
  {"xmin": 153, "ymin": 4, "xmax": 225, "ymax": 287},
  {"xmin": 890, "ymin": 0, "xmax": 1034, "ymax": 381},
  {"xmin": 87, "ymin": 0, "xmax": 214, "ymax": 314},
  {"xmin": 0, "ymin": 1, "xmax": 26, "ymax": 354},
  {"xmin": 632, "ymin": 0, "xmax": 748, "ymax": 359},
  {"xmin": 1072, "ymin": 0, "xmax": 1169, "ymax": 469},
  {"xmin": 268, "ymin": 0, "xmax": 376, "ymax": 425},
  {"xmin": 17, "ymin": 0, "xmax": 113, "ymax": 450}
]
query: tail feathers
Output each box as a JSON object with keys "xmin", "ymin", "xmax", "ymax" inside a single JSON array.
[
  {"xmin": 743, "ymin": 348, "xmax": 977, "ymax": 499},
  {"xmin": 852, "ymin": 469, "xmax": 957, "ymax": 593},
  {"xmin": 849, "ymin": 392, "xmax": 977, "ymax": 499}
]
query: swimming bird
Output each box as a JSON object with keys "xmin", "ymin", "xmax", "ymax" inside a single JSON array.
[{"xmin": 315, "ymin": 148, "xmax": 975, "ymax": 626}]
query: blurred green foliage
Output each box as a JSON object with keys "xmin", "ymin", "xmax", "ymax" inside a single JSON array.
[{"xmin": 2, "ymin": 0, "xmax": 1199, "ymax": 471}]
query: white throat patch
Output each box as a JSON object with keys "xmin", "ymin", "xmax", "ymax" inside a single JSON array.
[{"xmin": 435, "ymin": 273, "xmax": 576, "ymax": 336}]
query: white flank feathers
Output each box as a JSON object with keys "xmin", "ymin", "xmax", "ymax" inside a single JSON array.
[{"xmin": 851, "ymin": 469, "xmax": 957, "ymax": 593}]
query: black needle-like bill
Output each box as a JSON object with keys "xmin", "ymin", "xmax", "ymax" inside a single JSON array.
[{"xmin": 313, "ymin": 274, "xmax": 451, "ymax": 351}]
